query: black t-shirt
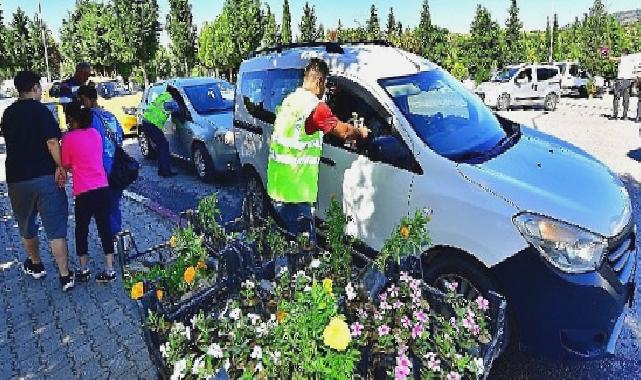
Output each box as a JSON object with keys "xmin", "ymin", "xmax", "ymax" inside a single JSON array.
[{"xmin": 0, "ymin": 99, "xmax": 61, "ymax": 183}]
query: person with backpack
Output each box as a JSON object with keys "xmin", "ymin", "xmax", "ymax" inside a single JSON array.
[
  {"xmin": 77, "ymin": 85, "xmax": 125, "ymax": 238},
  {"xmin": 61, "ymin": 102, "xmax": 117, "ymax": 283}
]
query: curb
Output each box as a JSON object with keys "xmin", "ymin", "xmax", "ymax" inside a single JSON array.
[{"xmin": 123, "ymin": 189, "xmax": 181, "ymax": 225}]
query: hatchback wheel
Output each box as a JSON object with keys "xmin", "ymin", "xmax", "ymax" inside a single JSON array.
[
  {"xmin": 544, "ymin": 93, "xmax": 558, "ymax": 111},
  {"xmin": 497, "ymin": 93, "xmax": 511, "ymax": 111},
  {"xmin": 192, "ymin": 143, "xmax": 215, "ymax": 182},
  {"xmin": 138, "ymin": 131, "xmax": 156, "ymax": 160}
]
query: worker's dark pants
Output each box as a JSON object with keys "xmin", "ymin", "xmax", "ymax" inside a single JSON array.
[
  {"xmin": 272, "ymin": 201, "xmax": 314, "ymax": 237},
  {"xmin": 613, "ymin": 79, "xmax": 632, "ymax": 119},
  {"xmin": 141, "ymin": 121, "xmax": 172, "ymax": 175},
  {"xmin": 636, "ymin": 84, "xmax": 641, "ymax": 122}
]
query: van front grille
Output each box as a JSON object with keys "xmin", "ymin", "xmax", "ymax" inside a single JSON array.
[{"xmin": 606, "ymin": 222, "xmax": 636, "ymax": 284}]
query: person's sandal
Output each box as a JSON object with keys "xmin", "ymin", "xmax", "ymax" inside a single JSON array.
[{"xmin": 22, "ymin": 258, "xmax": 46, "ymax": 279}]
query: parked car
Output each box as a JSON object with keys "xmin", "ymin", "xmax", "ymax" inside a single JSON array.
[
  {"xmin": 554, "ymin": 61, "xmax": 604, "ymax": 97},
  {"xmin": 234, "ymin": 42, "xmax": 636, "ymax": 360},
  {"xmin": 136, "ymin": 77, "xmax": 239, "ymax": 181},
  {"xmin": 475, "ymin": 64, "xmax": 561, "ymax": 111}
]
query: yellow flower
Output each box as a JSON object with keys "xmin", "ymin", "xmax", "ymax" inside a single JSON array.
[
  {"xmin": 322, "ymin": 278, "xmax": 333, "ymax": 295},
  {"xmin": 169, "ymin": 235, "xmax": 177, "ymax": 248},
  {"xmin": 196, "ymin": 260, "xmax": 207, "ymax": 270},
  {"xmin": 400, "ymin": 225, "xmax": 410, "ymax": 239},
  {"xmin": 323, "ymin": 317, "xmax": 351, "ymax": 351},
  {"xmin": 184, "ymin": 266, "xmax": 196, "ymax": 284},
  {"xmin": 156, "ymin": 289, "xmax": 164, "ymax": 301},
  {"xmin": 276, "ymin": 310, "xmax": 287, "ymax": 323},
  {"xmin": 130, "ymin": 282, "xmax": 144, "ymax": 300}
]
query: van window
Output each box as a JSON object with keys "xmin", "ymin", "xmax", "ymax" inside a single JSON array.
[
  {"xmin": 147, "ymin": 85, "xmax": 165, "ymax": 104},
  {"xmin": 380, "ymin": 69, "xmax": 508, "ymax": 162},
  {"xmin": 537, "ymin": 68, "xmax": 558, "ymax": 81},
  {"xmin": 240, "ymin": 71, "xmax": 271, "ymax": 122},
  {"xmin": 266, "ymin": 69, "xmax": 303, "ymax": 115},
  {"xmin": 569, "ymin": 64, "xmax": 579, "ymax": 76},
  {"xmin": 516, "ymin": 68, "xmax": 533, "ymax": 82}
]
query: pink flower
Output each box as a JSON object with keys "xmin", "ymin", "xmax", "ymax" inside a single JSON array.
[
  {"xmin": 446, "ymin": 281, "xmax": 459, "ymax": 292},
  {"xmin": 401, "ymin": 316, "xmax": 411, "ymax": 328},
  {"xmin": 473, "ymin": 323, "xmax": 480, "ymax": 336},
  {"xmin": 476, "ymin": 296, "xmax": 489, "ymax": 311},
  {"xmin": 448, "ymin": 371, "xmax": 461, "ymax": 380},
  {"xmin": 374, "ymin": 312, "xmax": 383, "ymax": 321},
  {"xmin": 394, "ymin": 365, "xmax": 410, "ymax": 380},
  {"xmin": 463, "ymin": 317, "xmax": 473, "ymax": 330},
  {"xmin": 424, "ymin": 352, "xmax": 441, "ymax": 372},
  {"xmin": 380, "ymin": 300, "xmax": 390, "ymax": 310},
  {"xmin": 411, "ymin": 323, "xmax": 424, "ymax": 339},
  {"xmin": 378, "ymin": 324, "xmax": 390, "ymax": 336},
  {"xmin": 410, "ymin": 279, "xmax": 421, "ymax": 291},
  {"xmin": 379, "ymin": 292, "xmax": 387, "ymax": 302},
  {"xmin": 413, "ymin": 310, "xmax": 428, "ymax": 323},
  {"xmin": 393, "ymin": 300, "xmax": 403, "ymax": 309},
  {"xmin": 396, "ymin": 354, "xmax": 411, "ymax": 368},
  {"xmin": 350, "ymin": 322, "xmax": 364, "ymax": 337},
  {"xmin": 450, "ymin": 316, "xmax": 457, "ymax": 327},
  {"xmin": 358, "ymin": 308, "xmax": 367, "ymax": 319},
  {"xmin": 388, "ymin": 284, "xmax": 399, "ymax": 298}
]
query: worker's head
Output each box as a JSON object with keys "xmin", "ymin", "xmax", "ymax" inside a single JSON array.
[
  {"xmin": 74, "ymin": 62, "xmax": 93, "ymax": 84},
  {"xmin": 303, "ymin": 58, "xmax": 330, "ymax": 99},
  {"xmin": 77, "ymin": 85, "xmax": 98, "ymax": 109},
  {"xmin": 14, "ymin": 70, "xmax": 42, "ymax": 100}
]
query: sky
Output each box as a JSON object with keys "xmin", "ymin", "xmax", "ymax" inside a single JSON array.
[{"xmin": 1, "ymin": 0, "xmax": 639, "ymax": 44}]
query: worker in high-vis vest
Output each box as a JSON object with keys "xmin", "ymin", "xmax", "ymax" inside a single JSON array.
[
  {"xmin": 267, "ymin": 58, "xmax": 369, "ymax": 235},
  {"xmin": 140, "ymin": 88, "xmax": 179, "ymax": 177}
]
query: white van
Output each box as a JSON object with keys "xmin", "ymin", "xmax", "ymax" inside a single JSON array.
[
  {"xmin": 475, "ymin": 64, "xmax": 561, "ymax": 111},
  {"xmin": 233, "ymin": 42, "xmax": 636, "ymax": 359}
]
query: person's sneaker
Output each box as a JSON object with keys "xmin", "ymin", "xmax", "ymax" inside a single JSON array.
[
  {"xmin": 95, "ymin": 271, "xmax": 117, "ymax": 283},
  {"xmin": 77, "ymin": 268, "xmax": 91, "ymax": 282},
  {"xmin": 22, "ymin": 258, "xmax": 46, "ymax": 279},
  {"xmin": 60, "ymin": 271, "xmax": 75, "ymax": 292}
]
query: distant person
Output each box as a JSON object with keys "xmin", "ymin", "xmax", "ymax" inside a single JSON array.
[
  {"xmin": 140, "ymin": 87, "xmax": 181, "ymax": 177},
  {"xmin": 61, "ymin": 102, "xmax": 116, "ymax": 283},
  {"xmin": 0, "ymin": 71, "xmax": 74, "ymax": 291},
  {"xmin": 59, "ymin": 62, "xmax": 93, "ymax": 104},
  {"xmin": 77, "ymin": 85, "xmax": 125, "ymax": 237},
  {"xmin": 609, "ymin": 49, "xmax": 641, "ymax": 120},
  {"xmin": 636, "ymin": 78, "xmax": 641, "ymax": 123}
]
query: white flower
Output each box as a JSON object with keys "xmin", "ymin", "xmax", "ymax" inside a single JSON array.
[
  {"xmin": 159, "ymin": 342, "xmax": 169, "ymax": 358},
  {"xmin": 250, "ymin": 345, "xmax": 263, "ymax": 360},
  {"xmin": 192, "ymin": 356, "xmax": 205, "ymax": 375},
  {"xmin": 229, "ymin": 308, "xmax": 241, "ymax": 320},
  {"xmin": 255, "ymin": 362, "xmax": 264, "ymax": 373},
  {"xmin": 474, "ymin": 358, "xmax": 485, "ymax": 374},
  {"xmin": 224, "ymin": 358, "xmax": 230, "ymax": 370},
  {"xmin": 400, "ymin": 271, "xmax": 411, "ymax": 283},
  {"xmin": 303, "ymin": 285, "xmax": 312, "ymax": 292},
  {"xmin": 270, "ymin": 314, "xmax": 276, "ymax": 323},
  {"xmin": 345, "ymin": 282, "xmax": 357, "ymax": 301},
  {"xmin": 190, "ymin": 315, "xmax": 198, "ymax": 327},
  {"xmin": 247, "ymin": 313, "xmax": 260, "ymax": 325},
  {"xmin": 277, "ymin": 267, "xmax": 288, "ymax": 276},
  {"xmin": 184, "ymin": 326, "xmax": 191, "ymax": 340},
  {"xmin": 269, "ymin": 350, "xmax": 281, "ymax": 364},
  {"xmin": 171, "ymin": 358, "xmax": 187, "ymax": 380},
  {"xmin": 310, "ymin": 259, "xmax": 321, "ymax": 268},
  {"xmin": 256, "ymin": 322, "xmax": 268, "ymax": 336},
  {"xmin": 242, "ymin": 280, "xmax": 255, "ymax": 289},
  {"xmin": 207, "ymin": 343, "xmax": 223, "ymax": 359}
]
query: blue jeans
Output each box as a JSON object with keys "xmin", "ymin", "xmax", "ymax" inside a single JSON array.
[
  {"xmin": 272, "ymin": 202, "xmax": 314, "ymax": 237},
  {"xmin": 109, "ymin": 187, "xmax": 123, "ymax": 236},
  {"xmin": 141, "ymin": 120, "xmax": 172, "ymax": 174}
]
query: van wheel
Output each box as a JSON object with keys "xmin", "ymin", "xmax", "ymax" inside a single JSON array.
[
  {"xmin": 497, "ymin": 93, "xmax": 511, "ymax": 111},
  {"xmin": 138, "ymin": 130, "xmax": 156, "ymax": 160},
  {"xmin": 192, "ymin": 143, "xmax": 215, "ymax": 182},
  {"xmin": 242, "ymin": 170, "xmax": 268, "ymax": 228},
  {"xmin": 422, "ymin": 251, "xmax": 513, "ymax": 352},
  {"xmin": 544, "ymin": 93, "xmax": 558, "ymax": 111}
]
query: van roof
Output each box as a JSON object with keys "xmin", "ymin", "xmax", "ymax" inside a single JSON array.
[{"xmin": 240, "ymin": 43, "xmax": 438, "ymax": 82}]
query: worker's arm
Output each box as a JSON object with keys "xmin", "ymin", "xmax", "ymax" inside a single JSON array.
[
  {"xmin": 328, "ymin": 121, "xmax": 369, "ymax": 141},
  {"xmin": 47, "ymin": 138, "xmax": 67, "ymax": 188}
]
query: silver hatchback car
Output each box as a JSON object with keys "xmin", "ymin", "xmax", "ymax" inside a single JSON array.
[{"xmin": 136, "ymin": 77, "xmax": 239, "ymax": 181}]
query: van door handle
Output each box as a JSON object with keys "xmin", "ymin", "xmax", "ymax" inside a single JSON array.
[{"xmin": 320, "ymin": 157, "xmax": 335, "ymax": 167}]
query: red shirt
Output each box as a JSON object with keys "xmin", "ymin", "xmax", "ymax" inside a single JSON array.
[{"xmin": 305, "ymin": 102, "xmax": 338, "ymax": 135}]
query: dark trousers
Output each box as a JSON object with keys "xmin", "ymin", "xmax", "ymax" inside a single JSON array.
[
  {"xmin": 75, "ymin": 187, "xmax": 113, "ymax": 257},
  {"xmin": 141, "ymin": 120, "xmax": 172, "ymax": 174},
  {"xmin": 637, "ymin": 84, "xmax": 641, "ymax": 121},
  {"xmin": 613, "ymin": 79, "xmax": 632, "ymax": 118},
  {"xmin": 109, "ymin": 187, "xmax": 123, "ymax": 236},
  {"xmin": 272, "ymin": 201, "xmax": 314, "ymax": 237}
]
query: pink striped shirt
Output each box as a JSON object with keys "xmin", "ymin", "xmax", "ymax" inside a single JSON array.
[{"xmin": 61, "ymin": 128, "xmax": 108, "ymax": 196}]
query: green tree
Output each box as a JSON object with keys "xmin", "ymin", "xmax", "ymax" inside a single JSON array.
[
  {"xmin": 8, "ymin": 7, "xmax": 32, "ymax": 71},
  {"xmin": 166, "ymin": 0, "xmax": 197, "ymax": 76},
  {"xmin": 318, "ymin": 23, "xmax": 325, "ymax": 41},
  {"xmin": 468, "ymin": 5, "xmax": 502, "ymax": 82},
  {"xmin": 581, "ymin": 0, "xmax": 622, "ymax": 77},
  {"xmin": 298, "ymin": 2, "xmax": 318, "ymax": 42},
  {"xmin": 262, "ymin": 5, "xmax": 279, "ymax": 48},
  {"xmin": 0, "ymin": 1, "xmax": 9, "ymax": 77},
  {"xmin": 281, "ymin": 0, "xmax": 292, "ymax": 44},
  {"xmin": 28, "ymin": 16, "xmax": 60, "ymax": 78},
  {"xmin": 366, "ymin": 4, "xmax": 380, "ymax": 40},
  {"xmin": 504, "ymin": 0, "xmax": 524, "ymax": 65},
  {"xmin": 113, "ymin": 0, "xmax": 160, "ymax": 86},
  {"xmin": 415, "ymin": 0, "xmax": 449, "ymax": 66},
  {"xmin": 552, "ymin": 13, "xmax": 560, "ymax": 61},
  {"xmin": 385, "ymin": 8, "xmax": 397, "ymax": 40}
]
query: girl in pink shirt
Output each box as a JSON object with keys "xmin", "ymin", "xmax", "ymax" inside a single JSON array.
[{"xmin": 62, "ymin": 102, "xmax": 116, "ymax": 283}]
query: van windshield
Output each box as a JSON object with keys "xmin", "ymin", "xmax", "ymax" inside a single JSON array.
[
  {"xmin": 492, "ymin": 68, "xmax": 519, "ymax": 82},
  {"xmin": 380, "ymin": 69, "xmax": 508, "ymax": 162},
  {"xmin": 183, "ymin": 83, "xmax": 233, "ymax": 115}
]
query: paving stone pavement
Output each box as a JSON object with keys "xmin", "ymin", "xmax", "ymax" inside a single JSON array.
[{"xmin": 0, "ymin": 180, "xmax": 174, "ymax": 379}]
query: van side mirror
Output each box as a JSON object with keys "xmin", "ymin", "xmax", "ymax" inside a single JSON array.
[{"xmin": 370, "ymin": 135, "xmax": 412, "ymax": 167}]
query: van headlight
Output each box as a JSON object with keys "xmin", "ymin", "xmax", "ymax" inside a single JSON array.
[
  {"xmin": 513, "ymin": 213, "xmax": 606, "ymax": 273},
  {"xmin": 216, "ymin": 131, "xmax": 235, "ymax": 146}
]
